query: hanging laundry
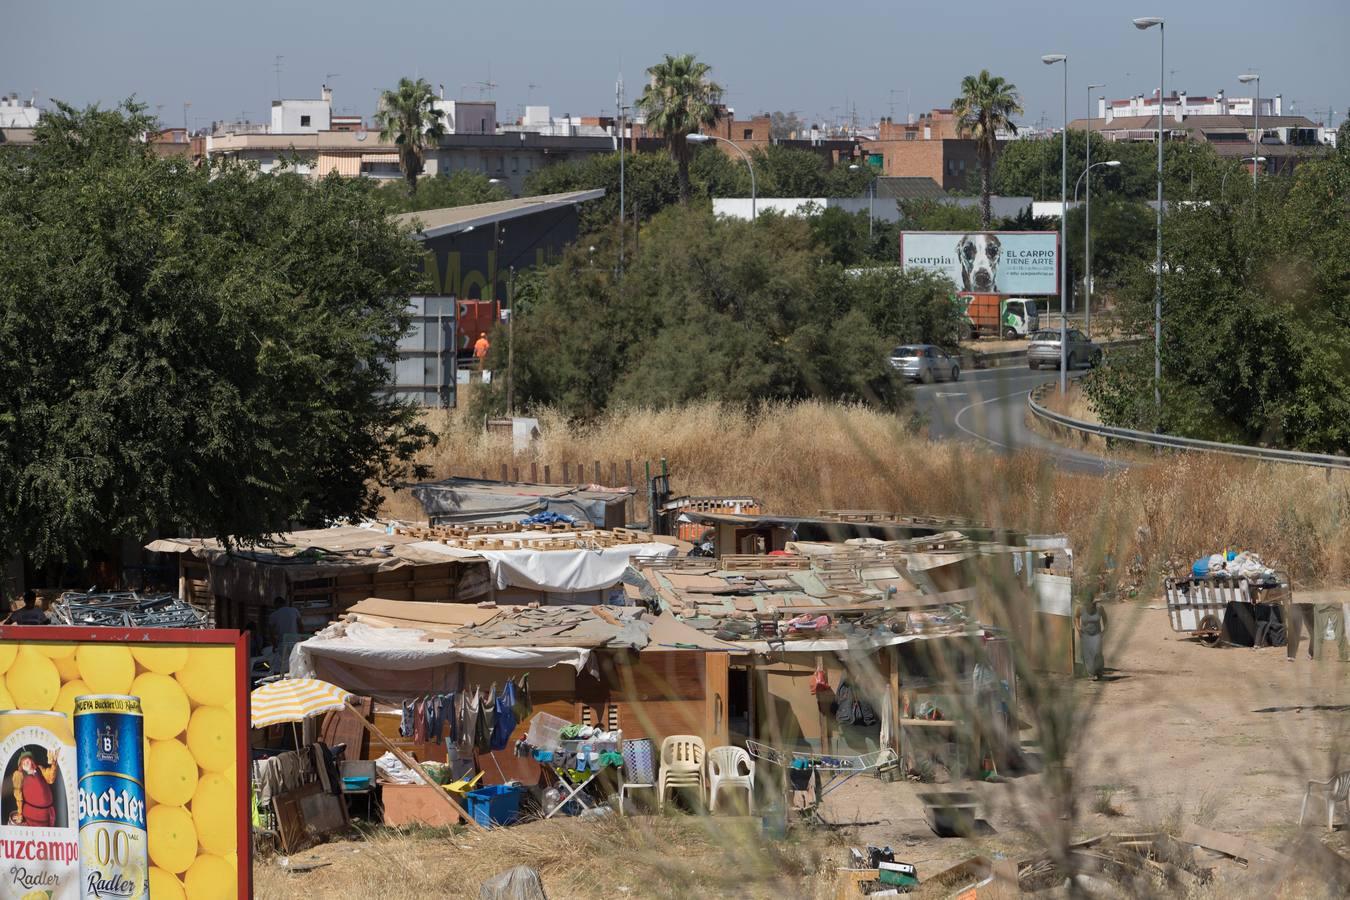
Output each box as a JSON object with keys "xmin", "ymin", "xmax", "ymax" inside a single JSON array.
[
  {"xmin": 400, "ymin": 698, "xmax": 416, "ymax": 738},
  {"xmin": 491, "ymin": 680, "xmax": 518, "ymax": 751},
  {"xmin": 512, "ymin": 673, "xmax": 533, "ymax": 722},
  {"xmin": 412, "ymin": 696, "xmax": 428, "ymax": 743},
  {"xmin": 478, "ymin": 684, "xmax": 497, "ymax": 752},
  {"xmin": 457, "ymin": 690, "xmax": 480, "ymax": 758}
]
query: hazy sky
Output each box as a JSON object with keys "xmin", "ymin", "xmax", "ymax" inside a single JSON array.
[{"xmin": 5, "ymin": 0, "xmax": 1347, "ymax": 131}]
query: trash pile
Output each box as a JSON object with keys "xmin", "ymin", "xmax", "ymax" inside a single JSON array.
[
  {"xmin": 1189, "ymin": 549, "xmax": 1279, "ymax": 584},
  {"xmin": 48, "ymin": 590, "xmax": 211, "ymax": 628}
]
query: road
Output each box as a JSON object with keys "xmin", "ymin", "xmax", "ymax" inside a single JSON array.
[{"xmin": 908, "ymin": 364, "xmax": 1124, "ymax": 475}]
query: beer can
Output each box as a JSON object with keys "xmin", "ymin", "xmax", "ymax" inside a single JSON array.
[
  {"xmin": 0, "ymin": 709, "xmax": 80, "ymax": 899},
  {"xmin": 74, "ymin": 696, "xmax": 148, "ymax": 900}
]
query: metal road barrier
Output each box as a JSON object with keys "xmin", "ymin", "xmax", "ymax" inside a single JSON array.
[{"xmin": 1027, "ymin": 384, "xmax": 1350, "ymax": 470}]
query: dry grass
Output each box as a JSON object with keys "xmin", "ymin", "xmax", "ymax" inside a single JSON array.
[
  {"xmin": 383, "ymin": 398, "xmax": 1350, "ymax": 586},
  {"xmin": 254, "ymin": 814, "xmax": 850, "ymax": 900}
]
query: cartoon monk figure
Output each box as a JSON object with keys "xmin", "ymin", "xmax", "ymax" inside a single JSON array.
[{"xmin": 10, "ymin": 747, "xmax": 60, "ymax": 827}]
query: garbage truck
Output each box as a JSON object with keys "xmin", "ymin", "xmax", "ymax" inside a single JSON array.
[{"xmin": 958, "ymin": 293, "xmax": 1040, "ymax": 340}]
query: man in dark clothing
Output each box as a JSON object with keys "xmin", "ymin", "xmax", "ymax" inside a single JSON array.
[{"xmin": 3, "ymin": 590, "xmax": 49, "ymax": 625}]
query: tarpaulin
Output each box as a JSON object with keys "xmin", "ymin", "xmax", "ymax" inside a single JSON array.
[{"xmin": 409, "ymin": 540, "xmax": 677, "ymax": 593}]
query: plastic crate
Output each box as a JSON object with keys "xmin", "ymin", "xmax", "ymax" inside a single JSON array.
[
  {"xmin": 465, "ymin": 784, "xmax": 524, "ymax": 828},
  {"xmin": 525, "ymin": 712, "xmax": 570, "ymax": 750}
]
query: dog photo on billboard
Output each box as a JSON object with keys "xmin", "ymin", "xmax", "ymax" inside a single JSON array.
[{"xmin": 957, "ymin": 233, "xmax": 1001, "ymax": 292}]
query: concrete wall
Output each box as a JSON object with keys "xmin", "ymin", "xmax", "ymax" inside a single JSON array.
[{"xmin": 271, "ymin": 98, "xmax": 331, "ymax": 134}]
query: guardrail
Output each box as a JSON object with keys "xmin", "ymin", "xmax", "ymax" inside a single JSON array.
[{"xmin": 1027, "ymin": 384, "xmax": 1350, "ymax": 470}]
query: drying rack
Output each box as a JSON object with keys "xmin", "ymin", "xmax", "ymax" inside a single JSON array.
[{"xmin": 746, "ymin": 740, "xmax": 897, "ymax": 824}]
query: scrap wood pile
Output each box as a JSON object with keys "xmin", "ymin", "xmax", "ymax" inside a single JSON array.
[{"xmin": 1014, "ymin": 831, "xmax": 1218, "ymax": 894}]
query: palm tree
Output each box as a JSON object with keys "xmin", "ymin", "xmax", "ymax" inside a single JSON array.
[
  {"xmin": 637, "ymin": 53, "xmax": 723, "ymax": 203},
  {"xmin": 951, "ymin": 70, "xmax": 1023, "ymax": 228},
  {"xmin": 375, "ymin": 77, "xmax": 445, "ymax": 195}
]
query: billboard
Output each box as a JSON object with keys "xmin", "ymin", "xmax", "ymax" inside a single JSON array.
[
  {"xmin": 0, "ymin": 627, "xmax": 249, "ymax": 899},
  {"xmin": 900, "ymin": 231, "xmax": 1060, "ymax": 295}
]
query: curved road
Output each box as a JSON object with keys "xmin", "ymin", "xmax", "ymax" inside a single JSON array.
[{"xmin": 908, "ymin": 365, "xmax": 1124, "ymax": 475}]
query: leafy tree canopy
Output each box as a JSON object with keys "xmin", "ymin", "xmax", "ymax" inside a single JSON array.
[
  {"xmin": 0, "ymin": 102, "xmax": 433, "ymax": 564},
  {"xmin": 1083, "ymin": 123, "xmax": 1350, "ymax": 453},
  {"xmin": 367, "ymin": 170, "xmax": 510, "ymax": 213}
]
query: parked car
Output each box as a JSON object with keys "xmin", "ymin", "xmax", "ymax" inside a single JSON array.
[
  {"xmin": 1027, "ymin": 329, "xmax": 1103, "ymax": 370},
  {"xmin": 889, "ymin": 345, "xmax": 961, "ymax": 383}
]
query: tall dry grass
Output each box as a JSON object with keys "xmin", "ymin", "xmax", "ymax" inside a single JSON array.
[{"xmin": 384, "ymin": 398, "xmax": 1349, "ymax": 587}]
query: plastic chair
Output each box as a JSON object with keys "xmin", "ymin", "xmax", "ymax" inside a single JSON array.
[
  {"xmin": 707, "ymin": 745, "xmax": 755, "ymax": 814},
  {"xmin": 619, "ymin": 738, "xmax": 657, "ymax": 816},
  {"xmin": 658, "ymin": 735, "xmax": 705, "ymax": 812},
  {"xmin": 1298, "ymin": 771, "xmax": 1350, "ymax": 831}
]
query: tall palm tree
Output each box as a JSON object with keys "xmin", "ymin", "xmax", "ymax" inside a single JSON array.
[
  {"xmin": 375, "ymin": 77, "xmax": 445, "ymax": 195},
  {"xmin": 951, "ymin": 70, "xmax": 1023, "ymax": 228},
  {"xmin": 637, "ymin": 53, "xmax": 723, "ymax": 203}
]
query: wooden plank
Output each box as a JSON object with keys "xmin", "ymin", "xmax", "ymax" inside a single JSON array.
[{"xmin": 1179, "ymin": 824, "xmax": 1290, "ymax": 867}]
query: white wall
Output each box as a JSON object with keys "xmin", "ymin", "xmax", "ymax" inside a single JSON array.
[
  {"xmin": 271, "ymin": 98, "xmax": 331, "ymax": 134},
  {"xmin": 0, "ymin": 95, "xmax": 40, "ymax": 127},
  {"xmin": 433, "ymin": 100, "xmax": 497, "ymax": 135}
]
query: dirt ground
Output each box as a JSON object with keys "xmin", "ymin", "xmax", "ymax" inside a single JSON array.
[{"xmin": 255, "ymin": 602, "xmax": 1348, "ymax": 899}]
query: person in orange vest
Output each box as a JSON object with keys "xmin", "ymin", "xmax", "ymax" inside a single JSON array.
[{"xmin": 473, "ymin": 332, "xmax": 490, "ymax": 369}]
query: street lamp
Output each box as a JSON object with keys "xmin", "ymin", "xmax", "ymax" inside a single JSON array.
[
  {"xmin": 849, "ymin": 164, "xmax": 876, "ymax": 240},
  {"xmin": 1085, "ymin": 83, "xmax": 1104, "ymax": 335},
  {"xmin": 1220, "ymin": 156, "xmax": 1267, "ymax": 195},
  {"xmin": 1075, "ymin": 160, "xmax": 1120, "ymax": 338},
  {"xmin": 1238, "ymin": 73, "xmax": 1261, "ymax": 188},
  {"xmin": 1042, "ymin": 53, "xmax": 1069, "ymax": 394},
  {"xmin": 1133, "ymin": 15, "xmax": 1165, "ymax": 423},
  {"xmin": 687, "ymin": 132, "xmax": 756, "ymax": 219}
]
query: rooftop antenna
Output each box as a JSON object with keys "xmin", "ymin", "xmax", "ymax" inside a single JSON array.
[{"xmin": 273, "ymin": 55, "xmax": 284, "ymax": 100}]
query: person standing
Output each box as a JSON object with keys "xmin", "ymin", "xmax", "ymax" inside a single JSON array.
[
  {"xmin": 267, "ymin": 596, "xmax": 302, "ymax": 648},
  {"xmin": 473, "ymin": 332, "xmax": 490, "ymax": 368},
  {"xmin": 1075, "ymin": 597, "xmax": 1108, "ymax": 680},
  {"xmin": 3, "ymin": 590, "xmax": 49, "ymax": 625}
]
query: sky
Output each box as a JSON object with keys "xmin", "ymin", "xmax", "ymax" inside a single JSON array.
[{"xmin": 5, "ymin": 0, "xmax": 1348, "ymax": 132}]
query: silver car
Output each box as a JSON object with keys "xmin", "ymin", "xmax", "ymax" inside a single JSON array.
[
  {"xmin": 889, "ymin": 344, "xmax": 961, "ymax": 383},
  {"xmin": 1027, "ymin": 329, "xmax": 1103, "ymax": 370}
]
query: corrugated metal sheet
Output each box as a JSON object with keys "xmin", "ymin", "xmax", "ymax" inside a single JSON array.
[{"xmin": 317, "ymin": 153, "xmax": 362, "ymax": 176}]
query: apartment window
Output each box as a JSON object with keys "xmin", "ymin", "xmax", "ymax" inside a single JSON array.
[
  {"xmin": 743, "ymin": 128, "xmax": 753, "ymax": 140},
  {"xmin": 905, "ymin": 132, "xmax": 916, "ymax": 141},
  {"xmin": 959, "ymin": 160, "xmax": 966, "ymax": 171},
  {"xmin": 300, "ymin": 115, "xmax": 311, "ymax": 127}
]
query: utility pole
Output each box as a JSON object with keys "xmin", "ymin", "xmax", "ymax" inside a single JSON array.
[{"xmin": 617, "ymin": 74, "xmax": 626, "ymax": 281}]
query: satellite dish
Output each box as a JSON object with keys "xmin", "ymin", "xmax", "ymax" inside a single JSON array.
[{"xmin": 355, "ymin": 128, "xmax": 368, "ymax": 141}]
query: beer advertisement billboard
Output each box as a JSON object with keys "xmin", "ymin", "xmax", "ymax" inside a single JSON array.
[{"xmin": 0, "ymin": 627, "xmax": 249, "ymax": 899}]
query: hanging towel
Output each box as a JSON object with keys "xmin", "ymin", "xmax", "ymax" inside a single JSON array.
[
  {"xmin": 512, "ymin": 673, "xmax": 533, "ymax": 722},
  {"xmin": 412, "ymin": 697, "xmax": 428, "ymax": 743},
  {"xmin": 478, "ymin": 685, "xmax": 497, "ymax": 752},
  {"xmin": 457, "ymin": 689, "xmax": 480, "ymax": 758},
  {"xmin": 491, "ymin": 680, "xmax": 517, "ymax": 751},
  {"xmin": 400, "ymin": 698, "xmax": 416, "ymax": 738}
]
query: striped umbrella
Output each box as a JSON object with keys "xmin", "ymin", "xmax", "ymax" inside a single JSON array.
[{"xmin": 251, "ymin": 678, "xmax": 353, "ymax": 728}]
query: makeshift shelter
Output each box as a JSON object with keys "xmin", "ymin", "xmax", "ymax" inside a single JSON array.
[
  {"xmin": 146, "ymin": 524, "xmax": 680, "ymax": 632},
  {"xmin": 410, "ymin": 477, "xmax": 634, "ymax": 528},
  {"xmin": 290, "ymin": 600, "xmax": 742, "ymax": 786}
]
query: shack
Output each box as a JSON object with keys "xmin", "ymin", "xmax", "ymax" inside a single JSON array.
[{"xmin": 147, "ymin": 523, "xmax": 680, "ymax": 633}]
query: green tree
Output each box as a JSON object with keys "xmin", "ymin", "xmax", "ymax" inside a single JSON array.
[
  {"xmin": 0, "ymin": 102, "xmax": 432, "ymax": 564},
  {"xmin": 897, "ymin": 198, "xmax": 982, "ymax": 231},
  {"xmin": 375, "ymin": 77, "xmax": 445, "ymax": 195},
  {"xmin": 951, "ymin": 70, "xmax": 1023, "ymax": 227},
  {"xmin": 370, "ymin": 170, "xmax": 510, "ymax": 213},
  {"xmin": 1082, "ymin": 124, "xmax": 1350, "ymax": 452},
  {"xmin": 524, "ymin": 151, "xmax": 681, "ymax": 233},
  {"xmin": 1064, "ymin": 198, "xmax": 1154, "ymax": 288},
  {"xmin": 637, "ymin": 53, "xmax": 723, "ymax": 203}
]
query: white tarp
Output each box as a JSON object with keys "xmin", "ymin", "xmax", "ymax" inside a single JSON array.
[
  {"xmin": 409, "ymin": 539, "xmax": 677, "ymax": 592},
  {"xmin": 290, "ymin": 620, "xmax": 592, "ymax": 697}
]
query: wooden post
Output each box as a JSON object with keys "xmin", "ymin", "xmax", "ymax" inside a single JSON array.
[
  {"xmin": 562, "ymin": 463, "xmax": 571, "ymax": 483},
  {"xmin": 531, "ymin": 462, "xmax": 538, "ymax": 483},
  {"xmin": 544, "ymin": 464, "xmax": 551, "ymax": 484},
  {"xmin": 513, "ymin": 466, "xmax": 520, "ymax": 482},
  {"xmin": 342, "ymin": 707, "xmax": 485, "ymax": 831},
  {"xmin": 593, "ymin": 461, "xmax": 601, "ymax": 483}
]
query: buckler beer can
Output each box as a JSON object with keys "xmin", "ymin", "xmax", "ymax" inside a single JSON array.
[
  {"xmin": 73, "ymin": 696, "xmax": 148, "ymax": 899},
  {"xmin": 0, "ymin": 709, "xmax": 80, "ymax": 899}
]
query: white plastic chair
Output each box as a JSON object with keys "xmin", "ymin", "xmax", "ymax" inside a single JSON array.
[
  {"xmin": 707, "ymin": 745, "xmax": 755, "ymax": 814},
  {"xmin": 658, "ymin": 735, "xmax": 705, "ymax": 812},
  {"xmin": 1298, "ymin": 771, "xmax": 1350, "ymax": 832}
]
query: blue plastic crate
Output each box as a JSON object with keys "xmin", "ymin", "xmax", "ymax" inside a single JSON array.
[{"xmin": 465, "ymin": 784, "xmax": 524, "ymax": 827}]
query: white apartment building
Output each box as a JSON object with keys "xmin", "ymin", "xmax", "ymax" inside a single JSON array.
[
  {"xmin": 1099, "ymin": 90, "xmax": 1282, "ymax": 122},
  {"xmin": 0, "ymin": 92, "xmax": 41, "ymax": 128},
  {"xmin": 271, "ymin": 86, "xmax": 334, "ymax": 133}
]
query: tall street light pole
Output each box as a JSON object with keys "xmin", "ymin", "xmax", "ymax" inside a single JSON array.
[
  {"xmin": 1134, "ymin": 15, "xmax": 1165, "ymax": 425},
  {"xmin": 687, "ymin": 133, "xmax": 756, "ymax": 219},
  {"xmin": 1221, "ymin": 156, "xmax": 1266, "ymax": 196},
  {"xmin": 1238, "ymin": 72, "xmax": 1260, "ymax": 187},
  {"xmin": 1043, "ymin": 53, "xmax": 1069, "ymax": 395},
  {"xmin": 1085, "ymin": 83, "xmax": 1104, "ymax": 336},
  {"xmin": 849, "ymin": 164, "xmax": 876, "ymax": 240},
  {"xmin": 1076, "ymin": 160, "xmax": 1121, "ymax": 342}
]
